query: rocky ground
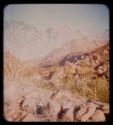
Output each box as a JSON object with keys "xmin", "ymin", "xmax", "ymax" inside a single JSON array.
[
  {"xmin": 4, "ymin": 43, "xmax": 109, "ymax": 122},
  {"xmin": 4, "ymin": 80, "xmax": 109, "ymax": 122}
]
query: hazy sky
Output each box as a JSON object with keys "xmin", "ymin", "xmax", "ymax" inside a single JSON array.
[
  {"xmin": 4, "ymin": 4, "xmax": 109, "ymax": 31},
  {"xmin": 4, "ymin": 4, "xmax": 109, "ymax": 60}
]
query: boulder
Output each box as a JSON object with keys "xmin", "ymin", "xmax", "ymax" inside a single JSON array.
[
  {"xmin": 96, "ymin": 69, "xmax": 104, "ymax": 76},
  {"xmin": 102, "ymin": 105, "xmax": 109, "ymax": 114},
  {"xmin": 36, "ymin": 105, "xmax": 47, "ymax": 116},
  {"xmin": 5, "ymin": 106, "xmax": 22, "ymax": 121},
  {"xmin": 18, "ymin": 111, "xmax": 28, "ymax": 121},
  {"xmin": 21, "ymin": 88, "xmax": 53, "ymax": 114},
  {"xmin": 51, "ymin": 67, "xmax": 64, "ymax": 87},
  {"xmin": 22, "ymin": 113, "xmax": 39, "ymax": 121},
  {"xmin": 75, "ymin": 104, "xmax": 88, "ymax": 121},
  {"xmin": 80, "ymin": 103, "xmax": 96, "ymax": 121},
  {"xmin": 62, "ymin": 107, "xmax": 74, "ymax": 121},
  {"xmin": 102, "ymin": 104, "xmax": 109, "ymax": 111},
  {"xmin": 50, "ymin": 89, "xmax": 73, "ymax": 101},
  {"xmin": 91, "ymin": 110, "xmax": 106, "ymax": 122},
  {"xmin": 47, "ymin": 100, "xmax": 61, "ymax": 121},
  {"xmin": 61, "ymin": 101, "xmax": 73, "ymax": 109},
  {"xmin": 22, "ymin": 98, "xmax": 37, "ymax": 114}
]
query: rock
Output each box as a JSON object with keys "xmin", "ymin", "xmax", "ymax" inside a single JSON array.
[
  {"xmin": 103, "ymin": 50, "xmax": 108, "ymax": 55},
  {"xmin": 57, "ymin": 106, "xmax": 69, "ymax": 120},
  {"xmin": 61, "ymin": 101, "xmax": 73, "ymax": 109},
  {"xmin": 75, "ymin": 104, "xmax": 88, "ymax": 121},
  {"xmin": 5, "ymin": 107, "xmax": 22, "ymax": 121},
  {"xmin": 105, "ymin": 71, "xmax": 109, "ymax": 79},
  {"xmin": 51, "ymin": 67, "xmax": 65, "ymax": 88},
  {"xmin": 18, "ymin": 111, "xmax": 28, "ymax": 121},
  {"xmin": 96, "ymin": 68, "xmax": 104, "ymax": 76},
  {"xmin": 74, "ymin": 103, "xmax": 96, "ymax": 121},
  {"xmin": 80, "ymin": 103, "xmax": 96, "ymax": 121},
  {"xmin": 62, "ymin": 107, "xmax": 74, "ymax": 121},
  {"xmin": 4, "ymin": 79, "xmax": 109, "ymax": 122},
  {"xmin": 91, "ymin": 110, "xmax": 106, "ymax": 122},
  {"xmin": 103, "ymin": 109, "xmax": 109, "ymax": 114},
  {"xmin": 102, "ymin": 105, "xmax": 109, "ymax": 114},
  {"xmin": 73, "ymin": 106, "xmax": 81, "ymax": 121},
  {"xmin": 22, "ymin": 98, "xmax": 37, "ymax": 114},
  {"xmin": 102, "ymin": 104, "xmax": 109, "ymax": 111},
  {"xmin": 4, "ymin": 82, "xmax": 22, "ymax": 106},
  {"xmin": 81, "ymin": 55, "xmax": 85, "ymax": 60},
  {"xmin": 22, "ymin": 113, "xmax": 39, "ymax": 121},
  {"xmin": 50, "ymin": 90, "xmax": 60, "ymax": 99},
  {"xmin": 50, "ymin": 89, "xmax": 73, "ymax": 101},
  {"xmin": 21, "ymin": 88, "xmax": 53, "ymax": 114},
  {"xmin": 47, "ymin": 100, "xmax": 61, "ymax": 121},
  {"xmin": 36, "ymin": 105, "xmax": 47, "ymax": 116}
]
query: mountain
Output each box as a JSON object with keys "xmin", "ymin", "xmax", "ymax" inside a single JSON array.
[
  {"xmin": 4, "ymin": 21, "xmax": 109, "ymax": 61},
  {"xmin": 4, "ymin": 21, "xmax": 47, "ymax": 60},
  {"xmin": 4, "ymin": 22, "xmax": 83, "ymax": 61},
  {"xmin": 39, "ymin": 39, "xmax": 108, "ymax": 67},
  {"xmin": 4, "ymin": 51, "xmax": 22, "ymax": 80},
  {"xmin": 4, "ymin": 50, "xmax": 40, "ymax": 80}
]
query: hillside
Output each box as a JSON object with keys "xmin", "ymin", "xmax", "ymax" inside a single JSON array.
[
  {"xmin": 4, "ymin": 42, "xmax": 109, "ymax": 121},
  {"xmin": 4, "ymin": 21, "xmax": 109, "ymax": 122},
  {"xmin": 39, "ymin": 40, "xmax": 108, "ymax": 67},
  {"xmin": 4, "ymin": 51, "xmax": 40, "ymax": 81}
]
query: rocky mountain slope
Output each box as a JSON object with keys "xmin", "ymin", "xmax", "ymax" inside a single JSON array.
[
  {"xmin": 4, "ymin": 43, "xmax": 109, "ymax": 121},
  {"xmin": 39, "ymin": 39, "xmax": 107, "ymax": 67},
  {"xmin": 4, "ymin": 21, "xmax": 109, "ymax": 122},
  {"xmin": 4, "ymin": 80, "xmax": 109, "ymax": 122}
]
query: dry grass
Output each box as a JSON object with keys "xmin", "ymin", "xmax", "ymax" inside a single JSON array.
[
  {"xmin": 4, "ymin": 58, "xmax": 109, "ymax": 103},
  {"xmin": 61, "ymin": 75, "xmax": 109, "ymax": 103}
]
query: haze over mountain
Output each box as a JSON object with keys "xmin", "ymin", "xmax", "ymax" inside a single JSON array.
[{"xmin": 4, "ymin": 21, "xmax": 109, "ymax": 62}]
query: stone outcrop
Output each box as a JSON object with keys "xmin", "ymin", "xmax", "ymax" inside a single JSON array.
[
  {"xmin": 4, "ymin": 80, "xmax": 109, "ymax": 122},
  {"xmin": 91, "ymin": 110, "xmax": 106, "ymax": 122}
]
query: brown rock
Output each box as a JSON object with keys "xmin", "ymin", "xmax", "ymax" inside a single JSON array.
[
  {"xmin": 22, "ymin": 113, "xmax": 39, "ymax": 121},
  {"xmin": 102, "ymin": 104, "xmax": 109, "ymax": 111},
  {"xmin": 80, "ymin": 103, "xmax": 96, "ymax": 121},
  {"xmin": 103, "ymin": 109, "xmax": 109, "ymax": 114},
  {"xmin": 5, "ymin": 107, "xmax": 22, "ymax": 121},
  {"xmin": 47, "ymin": 100, "xmax": 61, "ymax": 121},
  {"xmin": 18, "ymin": 111, "xmax": 28, "ymax": 121},
  {"xmin": 75, "ymin": 104, "xmax": 88, "ymax": 121},
  {"xmin": 91, "ymin": 110, "xmax": 106, "ymax": 122},
  {"xmin": 22, "ymin": 98, "xmax": 37, "ymax": 113},
  {"xmin": 96, "ymin": 68, "xmax": 104, "ymax": 76},
  {"xmin": 62, "ymin": 107, "xmax": 74, "ymax": 121},
  {"xmin": 51, "ymin": 67, "xmax": 65, "ymax": 87},
  {"xmin": 102, "ymin": 105, "xmax": 109, "ymax": 114}
]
